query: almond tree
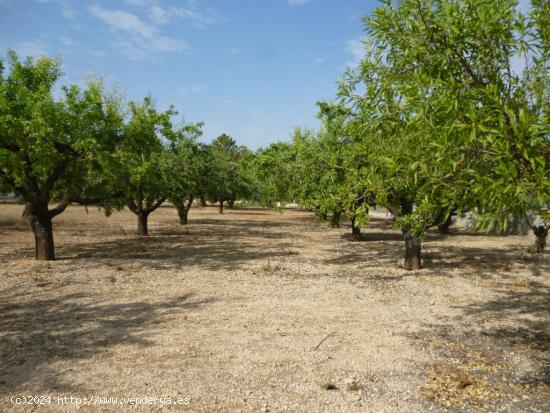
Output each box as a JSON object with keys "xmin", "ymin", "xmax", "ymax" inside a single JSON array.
[
  {"xmin": 117, "ymin": 97, "xmax": 175, "ymax": 236},
  {"xmin": 0, "ymin": 52, "xmax": 123, "ymax": 260},
  {"xmin": 163, "ymin": 122, "xmax": 212, "ymax": 224},
  {"xmin": 251, "ymin": 141, "xmax": 296, "ymax": 208},
  {"xmin": 208, "ymin": 134, "xmax": 253, "ymax": 213},
  {"xmin": 339, "ymin": 0, "xmax": 549, "ymax": 268}
]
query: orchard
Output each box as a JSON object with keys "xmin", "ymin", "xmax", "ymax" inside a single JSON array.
[{"xmin": 1, "ymin": 1, "xmax": 549, "ymax": 411}]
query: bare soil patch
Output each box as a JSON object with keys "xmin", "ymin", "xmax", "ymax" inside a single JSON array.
[{"xmin": 0, "ymin": 204, "xmax": 549, "ymax": 412}]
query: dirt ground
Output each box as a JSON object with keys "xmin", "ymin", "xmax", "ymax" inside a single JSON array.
[{"xmin": 0, "ymin": 204, "xmax": 549, "ymax": 412}]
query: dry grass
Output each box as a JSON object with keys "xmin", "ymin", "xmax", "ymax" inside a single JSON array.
[
  {"xmin": 0, "ymin": 204, "xmax": 549, "ymax": 412},
  {"xmin": 0, "ymin": 206, "xmax": 27, "ymax": 228}
]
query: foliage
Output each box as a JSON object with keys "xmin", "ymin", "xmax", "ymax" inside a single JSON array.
[
  {"xmin": 0, "ymin": 51, "xmax": 123, "ymax": 258},
  {"xmin": 207, "ymin": 134, "xmax": 255, "ymax": 207},
  {"xmin": 114, "ymin": 96, "xmax": 176, "ymax": 233},
  {"xmin": 336, "ymin": 0, "xmax": 549, "ymax": 246},
  {"xmin": 251, "ymin": 141, "xmax": 296, "ymax": 207}
]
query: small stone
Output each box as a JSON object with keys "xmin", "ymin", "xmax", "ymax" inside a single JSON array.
[{"xmin": 345, "ymin": 380, "xmax": 361, "ymax": 392}]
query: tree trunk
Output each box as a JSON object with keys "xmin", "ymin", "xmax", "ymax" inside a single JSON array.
[
  {"xmin": 137, "ymin": 212, "xmax": 149, "ymax": 236},
  {"xmin": 351, "ymin": 217, "xmax": 361, "ymax": 240},
  {"xmin": 403, "ymin": 229, "xmax": 421, "ymax": 270},
  {"xmin": 219, "ymin": 201, "xmax": 224, "ymax": 214},
  {"xmin": 182, "ymin": 196, "xmax": 193, "ymax": 224},
  {"xmin": 199, "ymin": 196, "xmax": 207, "ymax": 207},
  {"xmin": 533, "ymin": 226, "xmax": 548, "ymax": 253},
  {"xmin": 330, "ymin": 210, "xmax": 341, "ymax": 228},
  {"xmin": 25, "ymin": 202, "xmax": 55, "ymax": 260},
  {"xmin": 177, "ymin": 206, "xmax": 189, "ymax": 225},
  {"xmin": 228, "ymin": 199, "xmax": 235, "ymax": 209},
  {"xmin": 438, "ymin": 213, "xmax": 453, "ymax": 235}
]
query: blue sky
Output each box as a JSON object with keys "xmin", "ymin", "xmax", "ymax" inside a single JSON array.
[{"xmin": 0, "ymin": 0, "xmax": 378, "ymax": 149}]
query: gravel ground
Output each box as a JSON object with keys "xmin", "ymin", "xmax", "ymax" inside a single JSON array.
[{"xmin": 0, "ymin": 204, "xmax": 549, "ymax": 412}]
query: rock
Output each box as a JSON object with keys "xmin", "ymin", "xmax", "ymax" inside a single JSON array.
[{"xmin": 345, "ymin": 379, "xmax": 361, "ymax": 392}]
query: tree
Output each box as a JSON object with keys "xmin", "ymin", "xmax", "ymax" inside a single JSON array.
[
  {"xmin": 0, "ymin": 51, "xmax": 123, "ymax": 260},
  {"xmin": 208, "ymin": 134, "xmax": 252, "ymax": 213},
  {"xmin": 289, "ymin": 127, "xmax": 326, "ymax": 217},
  {"xmin": 252, "ymin": 141, "xmax": 296, "ymax": 208},
  {"xmin": 117, "ymin": 97, "xmax": 174, "ymax": 236},
  {"xmin": 345, "ymin": 89, "xmax": 439, "ymax": 270},
  {"xmin": 338, "ymin": 0, "xmax": 549, "ymax": 269},
  {"xmin": 316, "ymin": 101, "xmax": 373, "ymax": 234},
  {"xmin": 163, "ymin": 122, "xmax": 210, "ymax": 224}
]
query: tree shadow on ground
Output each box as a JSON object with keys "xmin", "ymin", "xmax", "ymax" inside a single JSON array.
[
  {"xmin": 341, "ymin": 231, "xmax": 404, "ymax": 242},
  {"xmin": 62, "ymin": 236, "xmax": 293, "ymax": 271},
  {"xmin": 221, "ymin": 210, "xmax": 279, "ymax": 216},
  {"xmin": 322, "ymin": 241, "xmax": 402, "ymax": 268},
  {"xmin": 329, "ymin": 227, "xmax": 548, "ymax": 279},
  {"xmin": 0, "ymin": 289, "xmax": 214, "ymax": 393},
  {"xmin": 4, "ymin": 216, "xmax": 299, "ymax": 270},
  {"xmin": 407, "ymin": 278, "xmax": 550, "ymax": 411},
  {"xmin": 422, "ymin": 244, "xmax": 549, "ymax": 278},
  {"xmin": 459, "ymin": 279, "xmax": 550, "ymax": 386},
  {"xmin": 151, "ymin": 218, "xmax": 292, "ymax": 238},
  {"xmin": 325, "ymin": 224, "xmax": 401, "ymax": 267}
]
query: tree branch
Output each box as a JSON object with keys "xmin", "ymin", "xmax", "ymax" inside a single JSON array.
[
  {"xmin": 415, "ymin": 0, "xmax": 486, "ymax": 88},
  {"xmin": 147, "ymin": 196, "xmax": 166, "ymax": 213},
  {"xmin": 44, "ymin": 158, "xmax": 70, "ymax": 193},
  {"xmin": 125, "ymin": 197, "xmax": 139, "ymax": 214},
  {"xmin": 49, "ymin": 196, "xmax": 70, "ymax": 218},
  {"xmin": 186, "ymin": 195, "xmax": 194, "ymax": 211}
]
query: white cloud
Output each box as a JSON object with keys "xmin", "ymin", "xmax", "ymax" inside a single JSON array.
[
  {"xmin": 89, "ymin": 5, "xmax": 155, "ymax": 38},
  {"xmin": 12, "ymin": 39, "xmax": 51, "ymax": 58},
  {"xmin": 288, "ymin": 0, "xmax": 308, "ymax": 5},
  {"xmin": 114, "ymin": 36, "xmax": 191, "ymax": 59},
  {"xmin": 149, "ymin": 5, "xmax": 168, "ymax": 24},
  {"xmin": 147, "ymin": 36, "xmax": 188, "ymax": 52},
  {"xmin": 169, "ymin": 5, "xmax": 221, "ymax": 27},
  {"xmin": 57, "ymin": 0, "xmax": 77, "ymax": 18},
  {"xmin": 345, "ymin": 37, "xmax": 365, "ymax": 67},
  {"xmin": 127, "ymin": 1, "xmax": 222, "ymax": 27},
  {"xmin": 88, "ymin": 4, "xmax": 191, "ymax": 59}
]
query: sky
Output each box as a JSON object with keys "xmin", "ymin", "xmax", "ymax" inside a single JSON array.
[{"xmin": 0, "ymin": 0, "xmax": 379, "ymax": 149}]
